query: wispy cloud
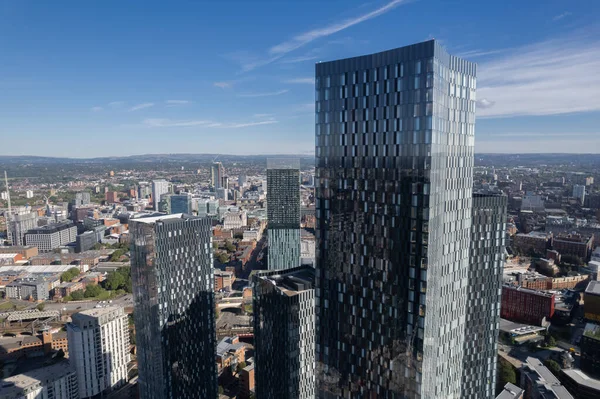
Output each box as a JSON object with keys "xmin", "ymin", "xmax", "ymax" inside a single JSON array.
[
  {"xmin": 283, "ymin": 77, "xmax": 315, "ymax": 85},
  {"xmin": 476, "ymin": 132, "xmax": 600, "ymax": 153},
  {"xmin": 165, "ymin": 100, "xmax": 190, "ymax": 106},
  {"xmin": 129, "ymin": 102, "xmax": 155, "ymax": 112},
  {"xmin": 552, "ymin": 12, "xmax": 572, "ymax": 21},
  {"xmin": 108, "ymin": 101, "xmax": 124, "ymax": 107},
  {"xmin": 236, "ymin": 0, "xmax": 407, "ymax": 71},
  {"xmin": 269, "ymin": 0, "xmax": 407, "ymax": 56},
  {"xmin": 456, "ymin": 49, "xmax": 507, "ymax": 58},
  {"xmin": 253, "ymin": 113, "xmax": 275, "ymax": 118},
  {"xmin": 214, "ymin": 81, "xmax": 234, "ymax": 89},
  {"xmin": 91, "ymin": 106, "xmax": 103, "ymax": 112},
  {"xmin": 142, "ymin": 118, "xmax": 278, "ymax": 129},
  {"xmin": 477, "ymin": 32, "xmax": 600, "ymax": 118},
  {"xmin": 279, "ymin": 55, "xmax": 319, "ymax": 64},
  {"xmin": 237, "ymin": 89, "xmax": 289, "ymax": 98}
]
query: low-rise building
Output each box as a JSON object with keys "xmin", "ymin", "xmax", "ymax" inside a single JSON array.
[
  {"xmin": 238, "ymin": 363, "xmax": 255, "ymax": 399},
  {"xmin": 216, "ymin": 336, "xmax": 247, "ymax": 373},
  {"xmin": 0, "ymin": 360, "xmax": 79, "ymax": 399},
  {"xmin": 553, "ymin": 233, "xmax": 595, "ymax": 261},
  {"xmin": 24, "ymin": 221, "xmax": 77, "ymax": 253},
  {"xmin": 215, "ymin": 270, "xmax": 235, "ymax": 292},
  {"xmin": 0, "ymin": 245, "xmax": 39, "ymax": 259},
  {"xmin": 521, "ymin": 357, "xmax": 573, "ymax": 398},
  {"xmin": 496, "ymin": 382, "xmax": 524, "ymax": 399},
  {"xmin": 514, "ymin": 231, "xmax": 552, "ymax": 256},
  {"xmin": 561, "ymin": 368, "xmax": 600, "ymax": 399},
  {"xmin": 5, "ymin": 278, "xmax": 49, "ymax": 301},
  {"xmin": 501, "ymin": 285, "xmax": 555, "ymax": 326}
]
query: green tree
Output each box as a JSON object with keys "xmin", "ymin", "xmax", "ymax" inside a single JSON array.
[
  {"xmin": 36, "ymin": 303, "xmax": 45, "ymax": 311},
  {"xmin": 544, "ymin": 359, "xmax": 562, "ymax": 377},
  {"xmin": 498, "ymin": 359, "xmax": 517, "ymax": 387},
  {"xmin": 546, "ymin": 335, "xmax": 557, "ymax": 347},
  {"xmin": 217, "ymin": 253, "xmax": 229, "ymax": 264},
  {"xmin": 236, "ymin": 361, "xmax": 247, "ymax": 372},
  {"xmin": 225, "ymin": 240, "xmax": 236, "ymax": 252},
  {"xmin": 70, "ymin": 290, "xmax": 84, "ymax": 301},
  {"xmin": 60, "ymin": 267, "xmax": 81, "ymax": 282},
  {"xmin": 84, "ymin": 284, "xmax": 104, "ymax": 298},
  {"xmin": 110, "ymin": 249, "xmax": 126, "ymax": 262}
]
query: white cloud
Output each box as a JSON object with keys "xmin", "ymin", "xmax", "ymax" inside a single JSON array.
[
  {"xmin": 552, "ymin": 12, "xmax": 572, "ymax": 21},
  {"xmin": 129, "ymin": 102, "xmax": 155, "ymax": 112},
  {"xmin": 269, "ymin": 0, "xmax": 407, "ymax": 56},
  {"xmin": 214, "ymin": 81, "xmax": 233, "ymax": 89},
  {"xmin": 456, "ymin": 49, "xmax": 507, "ymax": 58},
  {"xmin": 165, "ymin": 100, "xmax": 190, "ymax": 106},
  {"xmin": 108, "ymin": 101, "xmax": 124, "ymax": 107},
  {"xmin": 279, "ymin": 55, "xmax": 319, "ymax": 64},
  {"xmin": 253, "ymin": 113, "xmax": 274, "ymax": 118},
  {"xmin": 476, "ymin": 133, "xmax": 600, "ymax": 153},
  {"xmin": 142, "ymin": 118, "xmax": 278, "ymax": 129},
  {"xmin": 283, "ymin": 77, "xmax": 315, "ymax": 84},
  {"xmin": 237, "ymin": 89, "xmax": 289, "ymax": 98},
  {"xmin": 91, "ymin": 106, "xmax": 103, "ymax": 112},
  {"xmin": 477, "ymin": 33, "xmax": 600, "ymax": 118}
]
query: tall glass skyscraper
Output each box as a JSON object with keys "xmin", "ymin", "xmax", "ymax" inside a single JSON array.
[
  {"xmin": 315, "ymin": 40, "xmax": 476, "ymax": 398},
  {"xmin": 129, "ymin": 214, "xmax": 216, "ymax": 399},
  {"xmin": 267, "ymin": 158, "xmax": 301, "ymax": 269},
  {"xmin": 462, "ymin": 192, "xmax": 507, "ymax": 398}
]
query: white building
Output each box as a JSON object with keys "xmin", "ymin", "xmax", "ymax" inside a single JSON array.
[
  {"xmin": 222, "ymin": 211, "xmax": 247, "ymax": 230},
  {"xmin": 151, "ymin": 180, "xmax": 170, "ymax": 211},
  {"xmin": 573, "ymin": 184, "xmax": 586, "ymax": 205},
  {"xmin": 7, "ymin": 209, "xmax": 38, "ymax": 246},
  {"xmin": 24, "ymin": 221, "xmax": 77, "ymax": 253},
  {"xmin": 25, "ymin": 190, "xmax": 34, "ymax": 198},
  {"xmin": 67, "ymin": 306, "xmax": 130, "ymax": 398},
  {"xmin": 0, "ymin": 360, "xmax": 79, "ymax": 399}
]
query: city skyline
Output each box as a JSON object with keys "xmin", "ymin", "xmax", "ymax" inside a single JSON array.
[{"xmin": 2, "ymin": 0, "xmax": 600, "ymax": 157}]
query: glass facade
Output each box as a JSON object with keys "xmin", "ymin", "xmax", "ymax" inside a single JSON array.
[
  {"xmin": 130, "ymin": 214, "xmax": 217, "ymax": 399},
  {"xmin": 462, "ymin": 193, "xmax": 507, "ymax": 398},
  {"xmin": 267, "ymin": 159, "xmax": 301, "ymax": 269},
  {"xmin": 315, "ymin": 40, "xmax": 476, "ymax": 398},
  {"xmin": 253, "ymin": 266, "xmax": 316, "ymax": 399}
]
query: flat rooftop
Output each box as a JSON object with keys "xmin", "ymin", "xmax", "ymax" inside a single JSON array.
[
  {"xmin": 129, "ymin": 213, "xmax": 185, "ymax": 224},
  {"xmin": 586, "ymin": 280, "xmax": 600, "ymax": 296},
  {"xmin": 562, "ymin": 368, "xmax": 600, "ymax": 391},
  {"xmin": 496, "ymin": 382, "xmax": 524, "ymax": 399},
  {"xmin": 257, "ymin": 266, "xmax": 315, "ymax": 296},
  {"xmin": 500, "ymin": 319, "xmax": 546, "ymax": 336},
  {"xmin": 0, "ymin": 361, "xmax": 73, "ymax": 396}
]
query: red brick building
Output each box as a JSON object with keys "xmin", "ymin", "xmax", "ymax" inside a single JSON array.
[{"xmin": 501, "ymin": 285, "xmax": 555, "ymax": 326}]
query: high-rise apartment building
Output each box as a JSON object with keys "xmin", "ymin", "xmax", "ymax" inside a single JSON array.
[
  {"xmin": 159, "ymin": 193, "xmax": 193, "ymax": 214},
  {"xmin": 74, "ymin": 192, "xmax": 91, "ymax": 207},
  {"xmin": 315, "ymin": 40, "xmax": 476, "ymax": 398},
  {"xmin": 151, "ymin": 179, "xmax": 170, "ymax": 211},
  {"xmin": 253, "ymin": 266, "xmax": 316, "ymax": 399},
  {"xmin": 130, "ymin": 214, "xmax": 217, "ymax": 399},
  {"xmin": 462, "ymin": 193, "xmax": 507, "ymax": 398},
  {"xmin": 67, "ymin": 306, "xmax": 130, "ymax": 398},
  {"xmin": 267, "ymin": 158, "xmax": 301, "ymax": 269},
  {"xmin": 7, "ymin": 209, "xmax": 38, "ymax": 246},
  {"xmin": 573, "ymin": 184, "xmax": 586, "ymax": 205},
  {"xmin": 211, "ymin": 161, "xmax": 224, "ymax": 189}
]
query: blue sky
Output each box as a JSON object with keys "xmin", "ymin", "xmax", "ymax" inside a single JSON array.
[{"xmin": 1, "ymin": 0, "xmax": 599, "ymax": 157}]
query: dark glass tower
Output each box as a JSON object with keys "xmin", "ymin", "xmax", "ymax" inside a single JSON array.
[
  {"xmin": 267, "ymin": 158, "xmax": 301, "ymax": 269},
  {"xmin": 253, "ymin": 266, "xmax": 316, "ymax": 399},
  {"xmin": 315, "ymin": 40, "xmax": 476, "ymax": 398},
  {"xmin": 130, "ymin": 214, "xmax": 217, "ymax": 399},
  {"xmin": 462, "ymin": 192, "xmax": 507, "ymax": 398}
]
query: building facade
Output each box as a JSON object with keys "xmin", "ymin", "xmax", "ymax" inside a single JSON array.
[
  {"xmin": 462, "ymin": 193, "xmax": 507, "ymax": 399},
  {"xmin": 67, "ymin": 306, "xmax": 130, "ymax": 398},
  {"xmin": 253, "ymin": 266, "xmax": 316, "ymax": 399},
  {"xmin": 0, "ymin": 360, "xmax": 79, "ymax": 399},
  {"xmin": 211, "ymin": 161, "xmax": 224, "ymax": 189},
  {"xmin": 584, "ymin": 281, "xmax": 600, "ymax": 323},
  {"xmin": 315, "ymin": 40, "xmax": 476, "ymax": 398},
  {"xmin": 501, "ymin": 285, "xmax": 555, "ymax": 326},
  {"xmin": 130, "ymin": 214, "xmax": 217, "ymax": 399},
  {"xmin": 267, "ymin": 158, "xmax": 301, "ymax": 269},
  {"xmin": 24, "ymin": 221, "xmax": 77, "ymax": 253},
  {"xmin": 151, "ymin": 180, "xmax": 170, "ymax": 211},
  {"xmin": 159, "ymin": 193, "xmax": 193, "ymax": 214},
  {"xmin": 74, "ymin": 192, "xmax": 91, "ymax": 207},
  {"xmin": 7, "ymin": 210, "xmax": 38, "ymax": 246},
  {"xmin": 520, "ymin": 357, "xmax": 573, "ymax": 399}
]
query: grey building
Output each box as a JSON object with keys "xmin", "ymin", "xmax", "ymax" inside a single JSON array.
[
  {"xmin": 267, "ymin": 158, "xmax": 301, "ymax": 269},
  {"xmin": 462, "ymin": 193, "xmax": 507, "ymax": 398},
  {"xmin": 211, "ymin": 161, "xmax": 224, "ymax": 189},
  {"xmin": 129, "ymin": 214, "xmax": 217, "ymax": 399},
  {"xmin": 76, "ymin": 230, "xmax": 98, "ymax": 253},
  {"xmin": 315, "ymin": 40, "xmax": 476, "ymax": 398},
  {"xmin": 151, "ymin": 180, "xmax": 170, "ymax": 211},
  {"xmin": 24, "ymin": 221, "xmax": 77, "ymax": 253},
  {"xmin": 7, "ymin": 210, "xmax": 38, "ymax": 246},
  {"xmin": 6, "ymin": 278, "xmax": 49, "ymax": 300},
  {"xmin": 159, "ymin": 193, "xmax": 192, "ymax": 214},
  {"xmin": 74, "ymin": 192, "xmax": 91, "ymax": 207},
  {"xmin": 253, "ymin": 266, "xmax": 316, "ymax": 399},
  {"xmin": 520, "ymin": 357, "xmax": 573, "ymax": 399},
  {"xmin": 0, "ymin": 360, "xmax": 79, "ymax": 399}
]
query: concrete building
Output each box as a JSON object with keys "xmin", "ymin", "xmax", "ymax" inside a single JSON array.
[
  {"xmin": 496, "ymin": 383, "xmax": 524, "ymax": 399},
  {"xmin": 25, "ymin": 190, "xmax": 34, "ymax": 199},
  {"xmin": 253, "ymin": 266, "xmax": 315, "ymax": 399},
  {"xmin": 7, "ymin": 210, "xmax": 38, "ymax": 246},
  {"xmin": 267, "ymin": 158, "xmax": 300, "ymax": 270},
  {"xmin": 0, "ymin": 360, "xmax": 79, "ymax": 399},
  {"xmin": 74, "ymin": 192, "xmax": 91, "ymax": 207},
  {"xmin": 211, "ymin": 161, "xmax": 224, "ymax": 189},
  {"xmin": 561, "ymin": 368, "xmax": 600, "ymax": 399},
  {"xmin": 151, "ymin": 179, "xmax": 170, "ymax": 211},
  {"xmin": 222, "ymin": 211, "xmax": 247, "ymax": 230},
  {"xmin": 24, "ymin": 221, "xmax": 77, "ymax": 253},
  {"xmin": 462, "ymin": 193, "xmax": 507, "ymax": 399},
  {"xmin": 130, "ymin": 214, "xmax": 217, "ymax": 398},
  {"xmin": 501, "ymin": 285, "xmax": 555, "ymax": 326},
  {"xmin": 75, "ymin": 230, "xmax": 98, "ymax": 253},
  {"xmin": 521, "ymin": 357, "xmax": 574, "ymax": 398},
  {"xmin": 584, "ymin": 281, "xmax": 600, "ymax": 323},
  {"xmin": 315, "ymin": 40, "xmax": 477, "ymax": 397},
  {"xmin": 67, "ymin": 306, "xmax": 130, "ymax": 398},
  {"xmin": 581, "ymin": 323, "xmax": 600, "ymax": 379},
  {"xmin": 215, "ymin": 269, "xmax": 235, "ymax": 291},
  {"xmin": 159, "ymin": 193, "xmax": 192, "ymax": 214},
  {"xmin": 573, "ymin": 184, "xmax": 586, "ymax": 205},
  {"xmin": 5, "ymin": 278, "xmax": 49, "ymax": 301},
  {"xmin": 239, "ymin": 363, "xmax": 255, "ymax": 399}
]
